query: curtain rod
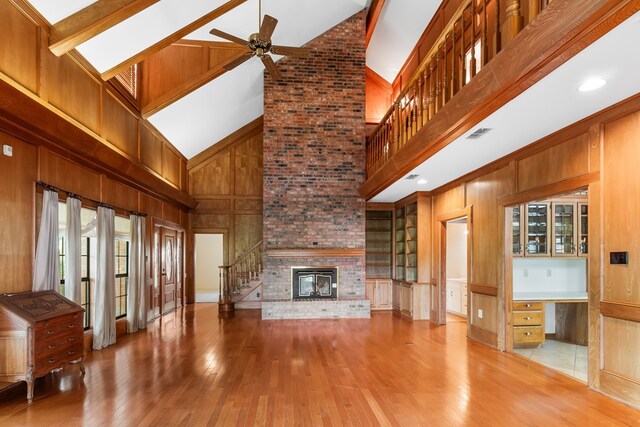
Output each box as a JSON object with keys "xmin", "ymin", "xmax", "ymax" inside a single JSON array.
[{"xmin": 36, "ymin": 181, "xmax": 147, "ymax": 217}]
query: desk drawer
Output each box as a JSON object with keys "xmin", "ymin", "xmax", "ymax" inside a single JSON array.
[
  {"xmin": 514, "ymin": 326, "xmax": 544, "ymax": 345},
  {"xmin": 513, "ymin": 311, "xmax": 542, "ymax": 326},
  {"xmin": 34, "ymin": 343, "xmax": 83, "ymax": 376},
  {"xmin": 513, "ymin": 301, "xmax": 543, "ymax": 311}
]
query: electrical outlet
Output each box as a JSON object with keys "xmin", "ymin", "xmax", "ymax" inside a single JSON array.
[
  {"xmin": 478, "ymin": 309, "xmax": 483, "ymax": 319},
  {"xmin": 256, "ymin": 292, "xmax": 260, "ymax": 298},
  {"xmin": 2, "ymin": 144, "xmax": 12, "ymax": 157},
  {"xmin": 546, "ymin": 269, "xmax": 552, "ymax": 277},
  {"xmin": 523, "ymin": 269, "xmax": 528, "ymax": 277}
]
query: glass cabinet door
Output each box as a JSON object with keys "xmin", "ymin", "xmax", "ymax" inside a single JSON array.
[
  {"xmin": 552, "ymin": 203, "xmax": 576, "ymax": 255},
  {"xmin": 526, "ymin": 203, "xmax": 549, "ymax": 256},
  {"xmin": 512, "ymin": 205, "xmax": 523, "ymax": 256},
  {"xmin": 578, "ymin": 202, "xmax": 588, "ymax": 256}
]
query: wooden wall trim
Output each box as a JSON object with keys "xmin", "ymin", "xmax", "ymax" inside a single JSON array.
[
  {"xmin": 471, "ymin": 284, "xmax": 498, "ymax": 297},
  {"xmin": 500, "ymin": 172, "xmax": 598, "ymax": 207},
  {"xmin": 265, "ymin": 248, "xmax": 365, "ymax": 258},
  {"xmin": 600, "ymin": 301, "xmax": 640, "ymax": 323},
  {"xmin": 366, "ymin": 202, "xmax": 394, "ymax": 210},
  {"xmin": 469, "ymin": 324, "xmax": 498, "ymax": 348},
  {"xmin": 0, "ymin": 76, "xmax": 196, "ymax": 209},
  {"xmin": 600, "ymin": 370, "xmax": 640, "ymax": 407},
  {"xmin": 187, "ymin": 117, "xmax": 263, "ymax": 170},
  {"xmin": 360, "ymin": 0, "xmax": 639, "ymax": 200}
]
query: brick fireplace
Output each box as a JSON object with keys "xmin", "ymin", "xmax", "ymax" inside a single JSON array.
[{"xmin": 261, "ymin": 10, "xmax": 369, "ymax": 319}]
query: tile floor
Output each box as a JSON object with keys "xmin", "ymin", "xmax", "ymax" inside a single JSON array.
[{"xmin": 513, "ymin": 338, "xmax": 588, "ymax": 382}]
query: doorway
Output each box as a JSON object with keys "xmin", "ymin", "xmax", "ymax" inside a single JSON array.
[
  {"xmin": 506, "ymin": 190, "xmax": 589, "ymax": 382},
  {"xmin": 445, "ymin": 217, "xmax": 468, "ymax": 324},
  {"xmin": 195, "ymin": 233, "xmax": 224, "ymax": 303}
]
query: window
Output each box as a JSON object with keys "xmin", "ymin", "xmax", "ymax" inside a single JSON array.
[
  {"xmin": 59, "ymin": 236, "xmax": 91, "ymax": 329},
  {"xmin": 115, "ymin": 64, "xmax": 138, "ymax": 99},
  {"xmin": 115, "ymin": 239, "xmax": 129, "ymax": 319}
]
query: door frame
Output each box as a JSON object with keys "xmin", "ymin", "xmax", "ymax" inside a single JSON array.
[
  {"xmin": 436, "ymin": 205, "xmax": 473, "ymax": 329},
  {"xmin": 194, "ymin": 231, "xmax": 227, "ymax": 302},
  {"xmin": 152, "ymin": 218, "xmax": 186, "ymax": 316}
]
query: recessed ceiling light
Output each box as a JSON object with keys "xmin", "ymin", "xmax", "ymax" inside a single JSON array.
[
  {"xmin": 417, "ymin": 179, "xmax": 428, "ymax": 185},
  {"xmin": 578, "ymin": 77, "xmax": 606, "ymax": 92}
]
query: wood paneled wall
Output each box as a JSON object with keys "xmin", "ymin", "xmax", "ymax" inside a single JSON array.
[
  {"xmin": 409, "ymin": 94, "xmax": 640, "ymax": 407},
  {"xmin": 0, "ymin": 0, "xmax": 188, "ymax": 197},
  {"xmin": 188, "ymin": 118, "xmax": 263, "ymax": 266},
  {"xmin": 0, "ymin": 128, "xmax": 188, "ymax": 297},
  {"xmin": 365, "ymin": 67, "xmax": 392, "ymax": 124}
]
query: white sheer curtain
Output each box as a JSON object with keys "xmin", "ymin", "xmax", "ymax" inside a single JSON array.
[
  {"xmin": 64, "ymin": 196, "xmax": 82, "ymax": 303},
  {"xmin": 127, "ymin": 215, "xmax": 147, "ymax": 333},
  {"xmin": 93, "ymin": 206, "xmax": 116, "ymax": 350},
  {"xmin": 33, "ymin": 189, "xmax": 59, "ymax": 292}
]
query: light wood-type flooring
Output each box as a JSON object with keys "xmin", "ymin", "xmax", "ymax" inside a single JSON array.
[{"xmin": 1, "ymin": 304, "xmax": 639, "ymax": 426}]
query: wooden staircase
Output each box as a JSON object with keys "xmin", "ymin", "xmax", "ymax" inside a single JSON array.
[{"xmin": 219, "ymin": 240, "xmax": 263, "ymax": 311}]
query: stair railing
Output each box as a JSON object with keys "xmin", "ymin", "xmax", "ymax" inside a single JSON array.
[{"xmin": 219, "ymin": 240, "xmax": 263, "ymax": 307}]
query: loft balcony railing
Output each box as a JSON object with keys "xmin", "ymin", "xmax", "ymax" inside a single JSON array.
[{"xmin": 366, "ymin": 0, "xmax": 549, "ymax": 178}]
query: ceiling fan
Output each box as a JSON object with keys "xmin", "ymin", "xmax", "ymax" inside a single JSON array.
[{"xmin": 209, "ymin": 0, "xmax": 311, "ymax": 81}]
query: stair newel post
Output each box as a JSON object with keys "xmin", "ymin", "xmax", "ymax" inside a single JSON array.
[{"xmin": 218, "ymin": 265, "xmax": 234, "ymax": 313}]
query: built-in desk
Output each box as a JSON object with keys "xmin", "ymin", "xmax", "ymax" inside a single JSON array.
[{"xmin": 513, "ymin": 292, "xmax": 588, "ymax": 347}]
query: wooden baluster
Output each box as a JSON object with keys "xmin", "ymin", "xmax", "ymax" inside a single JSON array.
[
  {"xmin": 470, "ymin": 0, "xmax": 477, "ymax": 79},
  {"xmin": 530, "ymin": 0, "xmax": 541, "ymax": 22},
  {"xmin": 435, "ymin": 49, "xmax": 442, "ymax": 113},
  {"xmin": 494, "ymin": 0, "xmax": 502, "ymax": 56},
  {"xmin": 428, "ymin": 61, "xmax": 435, "ymax": 119},
  {"xmin": 503, "ymin": 0, "xmax": 524, "ymax": 47},
  {"xmin": 461, "ymin": 6, "xmax": 467, "ymax": 87},
  {"xmin": 451, "ymin": 28, "xmax": 458, "ymax": 98},
  {"xmin": 442, "ymin": 36, "xmax": 448, "ymax": 105},
  {"xmin": 421, "ymin": 69, "xmax": 428, "ymax": 125},
  {"xmin": 482, "ymin": 0, "xmax": 488, "ymax": 67}
]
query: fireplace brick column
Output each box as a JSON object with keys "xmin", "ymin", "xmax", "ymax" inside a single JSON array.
[{"xmin": 262, "ymin": 10, "xmax": 369, "ymax": 319}]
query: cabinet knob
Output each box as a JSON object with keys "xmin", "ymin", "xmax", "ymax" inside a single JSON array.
[
  {"xmin": 524, "ymin": 317, "xmax": 532, "ymax": 320},
  {"xmin": 524, "ymin": 332, "xmax": 533, "ymax": 336},
  {"xmin": 525, "ymin": 304, "xmax": 532, "ymax": 308}
]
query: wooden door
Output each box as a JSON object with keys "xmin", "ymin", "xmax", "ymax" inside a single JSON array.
[
  {"xmin": 176, "ymin": 232, "xmax": 183, "ymax": 307},
  {"xmin": 161, "ymin": 228, "xmax": 177, "ymax": 314}
]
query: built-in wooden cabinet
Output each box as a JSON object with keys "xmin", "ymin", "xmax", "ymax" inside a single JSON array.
[
  {"xmin": 365, "ymin": 279, "xmax": 392, "ymax": 310},
  {"xmin": 513, "ymin": 300, "xmax": 545, "ymax": 347},
  {"xmin": 365, "ymin": 210, "xmax": 393, "ymax": 278},
  {"xmin": 512, "ymin": 197, "xmax": 588, "ymax": 258},
  {"xmin": 392, "ymin": 281, "xmax": 429, "ymax": 320}
]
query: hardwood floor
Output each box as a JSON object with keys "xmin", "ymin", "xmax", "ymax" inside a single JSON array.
[{"xmin": 1, "ymin": 304, "xmax": 639, "ymax": 426}]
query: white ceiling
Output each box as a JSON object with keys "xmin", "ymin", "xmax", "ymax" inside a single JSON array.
[
  {"xmin": 370, "ymin": 11, "xmax": 640, "ymax": 202},
  {"xmin": 366, "ymin": 0, "xmax": 441, "ymax": 83},
  {"xmin": 28, "ymin": 0, "xmax": 95, "ymax": 25}
]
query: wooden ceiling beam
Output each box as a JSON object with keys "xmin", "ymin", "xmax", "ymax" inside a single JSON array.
[
  {"xmin": 49, "ymin": 0, "xmax": 160, "ymax": 57},
  {"xmin": 366, "ymin": 0, "xmax": 385, "ymax": 48},
  {"xmin": 101, "ymin": 0, "xmax": 247, "ymax": 81}
]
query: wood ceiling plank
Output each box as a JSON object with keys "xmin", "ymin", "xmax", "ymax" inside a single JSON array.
[
  {"xmin": 49, "ymin": 0, "xmax": 160, "ymax": 57},
  {"xmin": 365, "ymin": 0, "xmax": 385, "ymax": 48},
  {"xmin": 101, "ymin": 0, "xmax": 247, "ymax": 81}
]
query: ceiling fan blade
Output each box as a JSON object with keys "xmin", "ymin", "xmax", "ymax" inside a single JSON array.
[
  {"xmin": 270, "ymin": 45, "xmax": 311, "ymax": 57},
  {"xmin": 258, "ymin": 15, "xmax": 278, "ymax": 41},
  {"xmin": 222, "ymin": 52, "xmax": 254, "ymax": 71},
  {"xmin": 261, "ymin": 55, "xmax": 282, "ymax": 81},
  {"xmin": 209, "ymin": 28, "xmax": 248, "ymax": 46}
]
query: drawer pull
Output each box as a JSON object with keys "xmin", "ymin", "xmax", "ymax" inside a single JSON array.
[
  {"xmin": 47, "ymin": 330, "xmax": 55, "ymax": 335},
  {"xmin": 68, "ymin": 324, "xmax": 76, "ymax": 328},
  {"xmin": 48, "ymin": 358, "xmax": 56, "ymax": 363},
  {"xmin": 47, "ymin": 344, "xmax": 57, "ymax": 349},
  {"xmin": 524, "ymin": 317, "xmax": 533, "ymax": 320},
  {"xmin": 67, "ymin": 337, "xmax": 76, "ymax": 342},
  {"xmin": 524, "ymin": 332, "xmax": 533, "ymax": 336},
  {"xmin": 68, "ymin": 351, "xmax": 75, "ymax": 355},
  {"xmin": 524, "ymin": 303, "xmax": 533, "ymax": 308}
]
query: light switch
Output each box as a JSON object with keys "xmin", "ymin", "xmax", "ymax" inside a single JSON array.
[
  {"xmin": 478, "ymin": 309, "xmax": 483, "ymax": 319},
  {"xmin": 2, "ymin": 144, "xmax": 12, "ymax": 157}
]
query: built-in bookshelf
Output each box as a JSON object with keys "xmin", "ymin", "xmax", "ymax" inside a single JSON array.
[
  {"xmin": 395, "ymin": 206, "xmax": 406, "ymax": 281},
  {"xmin": 405, "ymin": 202, "xmax": 418, "ymax": 282},
  {"xmin": 365, "ymin": 210, "xmax": 393, "ymax": 278}
]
